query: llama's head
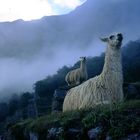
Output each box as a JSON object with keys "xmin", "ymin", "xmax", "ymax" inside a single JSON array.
[
  {"xmin": 80, "ymin": 57, "xmax": 86, "ymax": 62},
  {"xmin": 100, "ymin": 33, "xmax": 123, "ymax": 49}
]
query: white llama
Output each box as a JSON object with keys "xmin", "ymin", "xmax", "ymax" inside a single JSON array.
[
  {"xmin": 65, "ymin": 57, "xmax": 88, "ymax": 87},
  {"xmin": 63, "ymin": 33, "xmax": 124, "ymax": 111}
]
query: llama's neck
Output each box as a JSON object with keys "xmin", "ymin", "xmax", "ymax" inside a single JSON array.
[
  {"xmin": 101, "ymin": 45, "xmax": 123, "ymax": 102},
  {"xmin": 101, "ymin": 45, "xmax": 123, "ymax": 78},
  {"xmin": 80, "ymin": 61, "xmax": 87, "ymax": 71}
]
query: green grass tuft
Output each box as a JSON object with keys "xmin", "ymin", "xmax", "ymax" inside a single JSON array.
[{"xmin": 10, "ymin": 100, "xmax": 140, "ymax": 140}]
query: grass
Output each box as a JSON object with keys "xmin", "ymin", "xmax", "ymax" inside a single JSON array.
[{"xmin": 10, "ymin": 100, "xmax": 140, "ymax": 140}]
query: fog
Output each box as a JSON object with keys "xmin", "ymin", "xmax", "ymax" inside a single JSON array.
[{"xmin": 0, "ymin": 0, "xmax": 140, "ymax": 99}]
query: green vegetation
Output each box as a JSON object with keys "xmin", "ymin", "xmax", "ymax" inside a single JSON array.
[{"xmin": 10, "ymin": 100, "xmax": 140, "ymax": 140}]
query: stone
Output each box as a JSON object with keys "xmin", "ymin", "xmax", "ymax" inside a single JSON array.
[
  {"xmin": 106, "ymin": 136, "xmax": 112, "ymax": 140},
  {"xmin": 47, "ymin": 127, "xmax": 63, "ymax": 140},
  {"xmin": 65, "ymin": 128, "xmax": 82, "ymax": 140},
  {"xmin": 124, "ymin": 133, "xmax": 140, "ymax": 140},
  {"xmin": 123, "ymin": 83, "xmax": 140, "ymax": 100},
  {"xmin": 52, "ymin": 89, "xmax": 67, "ymax": 112},
  {"xmin": 29, "ymin": 132, "xmax": 38, "ymax": 140},
  {"xmin": 88, "ymin": 127, "xmax": 102, "ymax": 140},
  {"xmin": 28, "ymin": 98, "xmax": 38, "ymax": 118}
]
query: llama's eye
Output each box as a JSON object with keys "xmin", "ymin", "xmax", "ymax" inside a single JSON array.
[
  {"xmin": 117, "ymin": 33, "xmax": 121, "ymax": 36},
  {"xmin": 109, "ymin": 35, "xmax": 114, "ymax": 39}
]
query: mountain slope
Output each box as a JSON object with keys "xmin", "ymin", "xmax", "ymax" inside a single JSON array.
[
  {"xmin": 0, "ymin": 0, "xmax": 140, "ymax": 59},
  {"xmin": 0, "ymin": 0, "xmax": 140, "ymax": 96}
]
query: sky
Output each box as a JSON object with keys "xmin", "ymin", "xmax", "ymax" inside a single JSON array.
[
  {"xmin": 0, "ymin": 0, "xmax": 86, "ymax": 21},
  {"xmin": 0, "ymin": 0, "xmax": 140, "ymax": 100}
]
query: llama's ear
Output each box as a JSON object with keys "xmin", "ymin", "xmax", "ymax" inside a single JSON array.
[{"xmin": 100, "ymin": 37, "xmax": 108, "ymax": 42}]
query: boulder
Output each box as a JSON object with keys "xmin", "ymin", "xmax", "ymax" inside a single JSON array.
[
  {"xmin": 88, "ymin": 127, "xmax": 102, "ymax": 140},
  {"xmin": 65, "ymin": 128, "xmax": 82, "ymax": 140},
  {"xmin": 123, "ymin": 83, "xmax": 140, "ymax": 99},
  {"xmin": 52, "ymin": 89, "xmax": 68, "ymax": 112},
  {"xmin": 27, "ymin": 99, "xmax": 38, "ymax": 118},
  {"xmin": 47, "ymin": 127, "xmax": 63, "ymax": 140},
  {"xmin": 29, "ymin": 132, "xmax": 38, "ymax": 140}
]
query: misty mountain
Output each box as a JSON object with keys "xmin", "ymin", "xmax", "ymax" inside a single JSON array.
[
  {"xmin": 0, "ymin": 38, "xmax": 140, "ymax": 123},
  {"xmin": 0, "ymin": 0, "xmax": 140, "ymax": 97},
  {"xmin": 34, "ymin": 39, "xmax": 140, "ymax": 99},
  {"xmin": 1, "ymin": 0, "xmax": 140, "ymax": 59}
]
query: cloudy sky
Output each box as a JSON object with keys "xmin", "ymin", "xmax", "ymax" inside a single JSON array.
[
  {"xmin": 0, "ymin": 0, "xmax": 140, "ymax": 100},
  {"xmin": 0, "ymin": 0, "xmax": 87, "ymax": 99},
  {"xmin": 0, "ymin": 0, "xmax": 86, "ymax": 21}
]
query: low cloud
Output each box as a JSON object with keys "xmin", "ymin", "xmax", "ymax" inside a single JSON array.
[
  {"xmin": 0, "ymin": 0, "xmax": 140, "ymax": 99},
  {"xmin": 0, "ymin": 0, "xmax": 55, "ymax": 21},
  {"xmin": 53, "ymin": 0, "xmax": 85, "ymax": 9}
]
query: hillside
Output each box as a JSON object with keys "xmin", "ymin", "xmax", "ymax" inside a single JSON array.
[
  {"xmin": 0, "ymin": 39, "xmax": 140, "ymax": 140},
  {"xmin": 0, "ymin": 0, "xmax": 140, "ymax": 139},
  {"xmin": 0, "ymin": 39, "xmax": 140, "ymax": 126},
  {"xmin": 9, "ymin": 100, "xmax": 140, "ymax": 140}
]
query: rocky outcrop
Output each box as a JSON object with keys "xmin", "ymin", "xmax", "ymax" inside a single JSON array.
[
  {"xmin": 123, "ymin": 83, "xmax": 140, "ymax": 99},
  {"xmin": 52, "ymin": 88, "xmax": 68, "ymax": 112},
  {"xmin": 88, "ymin": 127, "xmax": 102, "ymax": 140},
  {"xmin": 27, "ymin": 99, "xmax": 38, "ymax": 118},
  {"xmin": 29, "ymin": 132, "xmax": 38, "ymax": 140},
  {"xmin": 47, "ymin": 127, "xmax": 63, "ymax": 140}
]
